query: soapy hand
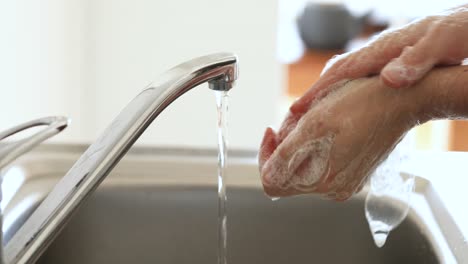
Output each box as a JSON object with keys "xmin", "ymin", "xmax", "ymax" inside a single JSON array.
[
  {"xmin": 323, "ymin": 5, "xmax": 468, "ymax": 90},
  {"xmin": 294, "ymin": 5, "xmax": 468, "ymax": 117},
  {"xmin": 259, "ymin": 64, "xmax": 468, "ymax": 200},
  {"xmin": 259, "ymin": 78, "xmax": 413, "ymax": 201},
  {"xmin": 259, "ymin": 5, "xmax": 468, "ymax": 200}
]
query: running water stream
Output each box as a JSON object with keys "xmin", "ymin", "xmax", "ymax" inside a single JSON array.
[
  {"xmin": 365, "ymin": 139, "xmax": 415, "ymax": 248},
  {"xmin": 215, "ymin": 91, "xmax": 229, "ymax": 264}
]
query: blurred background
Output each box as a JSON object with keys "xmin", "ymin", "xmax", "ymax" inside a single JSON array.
[{"xmin": 1, "ymin": 0, "xmax": 467, "ymax": 151}]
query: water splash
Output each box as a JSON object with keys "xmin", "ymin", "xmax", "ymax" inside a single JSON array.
[
  {"xmin": 215, "ymin": 91, "xmax": 229, "ymax": 264},
  {"xmin": 365, "ymin": 139, "xmax": 415, "ymax": 248}
]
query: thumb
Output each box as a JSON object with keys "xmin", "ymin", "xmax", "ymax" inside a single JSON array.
[
  {"xmin": 261, "ymin": 121, "xmax": 332, "ymax": 191},
  {"xmin": 381, "ymin": 37, "xmax": 438, "ymax": 88}
]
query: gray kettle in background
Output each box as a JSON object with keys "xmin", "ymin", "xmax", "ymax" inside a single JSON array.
[{"xmin": 297, "ymin": 3, "xmax": 368, "ymax": 50}]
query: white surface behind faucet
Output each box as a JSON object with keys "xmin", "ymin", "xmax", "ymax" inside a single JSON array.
[{"xmin": 0, "ymin": 0, "xmax": 282, "ymax": 150}]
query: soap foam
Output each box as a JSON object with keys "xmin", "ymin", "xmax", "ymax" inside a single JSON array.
[
  {"xmin": 287, "ymin": 134, "xmax": 334, "ymax": 190},
  {"xmin": 264, "ymin": 133, "xmax": 334, "ymax": 192}
]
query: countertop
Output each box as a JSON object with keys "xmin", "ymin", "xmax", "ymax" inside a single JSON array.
[{"xmin": 404, "ymin": 151, "xmax": 468, "ymax": 241}]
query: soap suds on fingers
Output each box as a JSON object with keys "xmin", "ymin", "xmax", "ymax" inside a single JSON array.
[
  {"xmin": 287, "ymin": 134, "xmax": 334, "ymax": 191},
  {"xmin": 262, "ymin": 133, "xmax": 334, "ymax": 193}
]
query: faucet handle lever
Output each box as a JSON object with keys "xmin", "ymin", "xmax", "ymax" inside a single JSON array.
[{"xmin": 0, "ymin": 117, "xmax": 70, "ymax": 170}]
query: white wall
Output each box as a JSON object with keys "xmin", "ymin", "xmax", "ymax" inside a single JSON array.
[
  {"xmin": 0, "ymin": 0, "xmax": 89, "ymax": 142},
  {"xmin": 1, "ymin": 0, "xmax": 283, "ymax": 149}
]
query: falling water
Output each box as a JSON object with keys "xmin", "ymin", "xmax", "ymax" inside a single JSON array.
[
  {"xmin": 365, "ymin": 186, "xmax": 413, "ymax": 248},
  {"xmin": 215, "ymin": 91, "xmax": 229, "ymax": 264},
  {"xmin": 365, "ymin": 139, "xmax": 414, "ymax": 248}
]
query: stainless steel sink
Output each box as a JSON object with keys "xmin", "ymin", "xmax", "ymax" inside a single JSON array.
[{"xmin": 2, "ymin": 145, "xmax": 463, "ymax": 263}]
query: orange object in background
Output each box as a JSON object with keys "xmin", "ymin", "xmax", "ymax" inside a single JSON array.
[
  {"xmin": 448, "ymin": 121, "xmax": 468, "ymax": 151},
  {"xmin": 286, "ymin": 23, "xmax": 387, "ymax": 98},
  {"xmin": 286, "ymin": 49, "xmax": 342, "ymax": 98}
]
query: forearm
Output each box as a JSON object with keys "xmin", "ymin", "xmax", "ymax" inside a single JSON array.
[{"xmin": 411, "ymin": 65, "xmax": 468, "ymax": 122}]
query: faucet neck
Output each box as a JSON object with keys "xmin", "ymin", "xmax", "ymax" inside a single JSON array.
[{"xmin": 5, "ymin": 53, "xmax": 238, "ymax": 264}]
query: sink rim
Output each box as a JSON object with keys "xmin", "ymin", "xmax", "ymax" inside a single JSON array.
[{"xmin": 2, "ymin": 143, "xmax": 466, "ymax": 263}]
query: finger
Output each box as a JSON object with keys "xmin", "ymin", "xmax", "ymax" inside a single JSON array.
[
  {"xmin": 332, "ymin": 179, "xmax": 362, "ymax": 202},
  {"xmin": 263, "ymin": 124, "xmax": 333, "ymax": 197},
  {"xmin": 293, "ymin": 23, "xmax": 428, "ymax": 112},
  {"xmin": 277, "ymin": 109, "xmax": 303, "ymax": 141},
  {"xmin": 274, "ymin": 95, "xmax": 316, "ymax": 150},
  {"xmin": 285, "ymin": 25, "xmax": 425, "ymax": 144},
  {"xmin": 290, "ymin": 48, "xmax": 395, "ymax": 116},
  {"xmin": 262, "ymin": 185, "xmax": 302, "ymax": 198},
  {"xmin": 381, "ymin": 36, "xmax": 439, "ymax": 88},
  {"xmin": 283, "ymin": 79, "xmax": 348, "ymax": 157},
  {"xmin": 334, "ymin": 193, "xmax": 353, "ymax": 202},
  {"xmin": 258, "ymin": 127, "xmax": 278, "ymax": 171},
  {"xmin": 354, "ymin": 178, "xmax": 368, "ymax": 194},
  {"xmin": 261, "ymin": 126, "xmax": 306, "ymax": 188},
  {"xmin": 290, "ymin": 77, "xmax": 349, "ymax": 117},
  {"xmin": 259, "ymin": 128, "xmax": 285, "ymax": 197}
]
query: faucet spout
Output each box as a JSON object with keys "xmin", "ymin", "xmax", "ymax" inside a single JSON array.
[{"xmin": 5, "ymin": 52, "xmax": 238, "ymax": 264}]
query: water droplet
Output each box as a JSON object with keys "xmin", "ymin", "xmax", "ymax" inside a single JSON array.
[
  {"xmin": 367, "ymin": 220, "xmax": 392, "ymax": 248},
  {"xmin": 365, "ymin": 191, "xmax": 408, "ymax": 248},
  {"xmin": 372, "ymin": 231, "xmax": 389, "ymax": 248}
]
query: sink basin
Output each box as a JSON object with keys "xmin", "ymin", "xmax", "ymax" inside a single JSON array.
[{"xmin": 2, "ymin": 145, "xmax": 463, "ymax": 263}]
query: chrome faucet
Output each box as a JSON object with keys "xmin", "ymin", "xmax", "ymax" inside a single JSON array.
[
  {"xmin": 0, "ymin": 117, "xmax": 69, "ymax": 171},
  {"xmin": 0, "ymin": 117, "xmax": 69, "ymax": 264},
  {"xmin": 4, "ymin": 52, "xmax": 238, "ymax": 264}
]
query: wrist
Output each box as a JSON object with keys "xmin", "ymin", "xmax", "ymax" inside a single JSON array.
[
  {"xmin": 376, "ymin": 81, "xmax": 422, "ymax": 133},
  {"xmin": 414, "ymin": 66, "xmax": 468, "ymax": 122}
]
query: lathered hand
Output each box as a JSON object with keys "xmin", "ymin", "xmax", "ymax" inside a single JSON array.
[
  {"xmin": 278, "ymin": 5, "xmax": 468, "ymax": 156},
  {"xmin": 259, "ymin": 65, "xmax": 468, "ymax": 200}
]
